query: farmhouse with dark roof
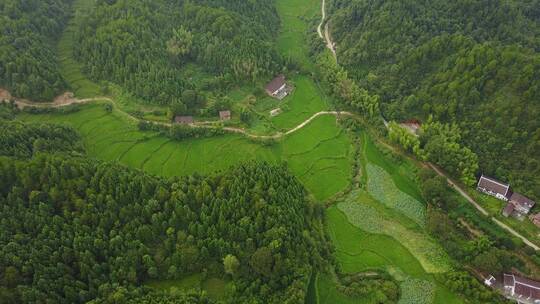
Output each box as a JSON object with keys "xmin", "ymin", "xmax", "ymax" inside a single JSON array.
[
  {"xmin": 477, "ymin": 175, "xmax": 536, "ymax": 219},
  {"xmin": 265, "ymin": 75, "xmax": 289, "ymax": 100},
  {"xmin": 477, "ymin": 175, "xmax": 510, "ymax": 201},
  {"xmin": 504, "ymin": 273, "xmax": 540, "ymax": 304}
]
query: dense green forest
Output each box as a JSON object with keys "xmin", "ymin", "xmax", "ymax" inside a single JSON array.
[
  {"xmin": 0, "ymin": 116, "xmax": 333, "ymax": 303},
  {"xmin": 0, "ymin": 0, "xmax": 72, "ymax": 100},
  {"xmin": 74, "ymin": 0, "xmax": 282, "ymax": 108},
  {"xmin": 328, "ymin": 0, "xmax": 540, "ymax": 198}
]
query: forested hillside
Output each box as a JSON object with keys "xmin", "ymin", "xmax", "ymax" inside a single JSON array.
[
  {"xmin": 0, "ymin": 0, "xmax": 72, "ymax": 100},
  {"xmin": 328, "ymin": 0, "xmax": 540, "ymax": 198},
  {"xmin": 74, "ymin": 0, "xmax": 282, "ymax": 106},
  {"xmin": 0, "ymin": 117, "xmax": 331, "ymax": 303}
]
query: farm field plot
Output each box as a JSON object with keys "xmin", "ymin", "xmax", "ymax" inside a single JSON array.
[
  {"xmin": 362, "ymin": 133, "xmax": 423, "ymax": 201},
  {"xmin": 325, "ymin": 206, "xmax": 464, "ymax": 304},
  {"xmin": 57, "ymin": 0, "xmax": 101, "ymax": 98},
  {"xmin": 275, "ymin": 0, "xmax": 320, "ymax": 70},
  {"xmin": 17, "ymin": 105, "xmax": 352, "ymax": 201},
  {"xmin": 366, "ymin": 163, "xmax": 426, "ymax": 227}
]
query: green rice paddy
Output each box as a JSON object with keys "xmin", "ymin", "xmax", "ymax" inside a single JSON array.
[
  {"xmin": 275, "ymin": 0, "xmax": 320, "ymax": 70},
  {"xmin": 18, "ymin": 104, "xmax": 352, "ymax": 201},
  {"xmin": 316, "ymin": 131, "xmax": 463, "ymax": 304},
  {"xmin": 58, "ymin": 0, "xmax": 101, "ymax": 98}
]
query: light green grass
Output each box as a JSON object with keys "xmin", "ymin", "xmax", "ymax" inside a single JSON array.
[
  {"xmin": 338, "ymin": 191, "xmax": 451, "ymax": 274},
  {"xmin": 148, "ymin": 274, "xmax": 230, "ymax": 301},
  {"xmin": 326, "ymin": 206, "xmax": 464, "ymax": 304},
  {"xmin": 17, "ymin": 104, "xmax": 352, "ymax": 201},
  {"xmin": 275, "ymin": 0, "xmax": 320, "ymax": 70},
  {"xmin": 270, "ymin": 75, "xmax": 329, "ymax": 130},
  {"xmin": 57, "ymin": 0, "xmax": 101, "ymax": 98}
]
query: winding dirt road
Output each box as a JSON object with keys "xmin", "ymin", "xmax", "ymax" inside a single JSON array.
[
  {"xmin": 317, "ymin": 0, "xmax": 337, "ymax": 58},
  {"xmin": 3, "ymin": 88, "xmax": 354, "ymax": 140}
]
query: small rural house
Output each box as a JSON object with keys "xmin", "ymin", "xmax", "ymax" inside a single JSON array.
[
  {"xmin": 508, "ymin": 193, "xmax": 536, "ymax": 217},
  {"xmin": 270, "ymin": 108, "xmax": 282, "ymax": 117},
  {"xmin": 477, "ymin": 175, "xmax": 511, "ymax": 201},
  {"xmin": 219, "ymin": 110, "xmax": 231, "ymax": 121},
  {"xmin": 174, "ymin": 116, "xmax": 194, "ymax": 125},
  {"xmin": 504, "ymin": 273, "xmax": 540, "ymax": 304},
  {"xmin": 476, "ymin": 175, "xmax": 537, "ymax": 218},
  {"xmin": 400, "ymin": 119, "xmax": 422, "ymax": 135},
  {"xmin": 484, "ymin": 275, "xmax": 496, "ymax": 287},
  {"xmin": 265, "ymin": 75, "xmax": 289, "ymax": 100}
]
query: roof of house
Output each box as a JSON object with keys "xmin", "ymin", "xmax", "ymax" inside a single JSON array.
[
  {"xmin": 503, "ymin": 202, "xmax": 515, "ymax": 215},
  {"xmin": 477, "ymin": 175, "xmax": 510, "ymax": 196},
  {"xmin": 265, "ymin": 75, "xmax": 286, "ymax": 93},
  {"xmin": 174, "ymin": 116, "xmax": 193, "ymax": 124},
  {"xmin": 510, "ymin": 192, "xmax": 536, "ymax": 209},
  {"xmin": 505, "ymin": 274, "xmax": 540, "ymax": 300},
  {"xmin": 219, "ymin": 110, "xmax": 231, "ymax": 120}
]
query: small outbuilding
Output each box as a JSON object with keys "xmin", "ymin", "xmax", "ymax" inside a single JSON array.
[
  {"xmin": 270, "ymin": 108, "xmax": 282, "ymax": 117},
  {"xmin": 219, "ymin": 110, "xmax": 231, "ymax": 121},
  {"xmin": 175, "ymin": 116, "xmax": 194, "ymax": 124}
]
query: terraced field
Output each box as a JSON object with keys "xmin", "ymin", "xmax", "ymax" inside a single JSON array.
[
  {"xmin": 316, "ymin": 132, "xmax": 464, "ymax": 304},
  {"xmin": 18, "ymin": 104, "xmax": 352, "ymax": 201}
]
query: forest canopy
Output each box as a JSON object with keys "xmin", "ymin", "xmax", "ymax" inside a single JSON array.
[
  {"xmin": 0, "ymin": 128, "xmax": 331, "ymax": 303},
  {"xmin": 329, "ymin": 0, "xmax": 540, "ymax": 198},
  {"xmin": 74, "ymin": 0, "xmax": 282, "ymax": 107},
  {"xmin": 0, "ymin": 0, "xmax": 72, "ymax": 100}
]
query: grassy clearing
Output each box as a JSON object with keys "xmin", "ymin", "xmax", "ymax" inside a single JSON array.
[
  {"xmin": 17, "ymin": 104, "xmax": 352, "ymax": 201},
  {"xmin": 147, "ymin": 274, "xmax": 230, "ymax": 301},
  {"xmin": 275, "ymin": 0, "xmax": 320, "ymax": 70},
  {"xmin": 57, "ymin": 0, "xmax": 101, "ymax": 98}
]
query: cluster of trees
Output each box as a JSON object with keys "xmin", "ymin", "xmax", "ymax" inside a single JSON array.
[
  {"xmin": 388, "ymin": 120, "xmax": 479, "ymax": 186},
  {"xmin": 317, "ymin": 53, "xmax": 379, "ymax": 117},
  {"xmin": 418, "ymin": 168, "xmax": 529, "ymax": 303},
  {"xmin": 0, "ymin": 0, "xmax": 71, "ymax": 100},
  {"xmin": 329, "ymin": 0, "xmax": 540, "ymax": 199},
  {"xmin": 74, "ymin": 0, "xmax": 282, "ymax": 108},
  {"xmin": 440, "ymin": 271, "xmax": 504, "ymax": 303},
  {"xmin": 0, "ymin": 142, "xmax": 332, "ymax": 303},
  {"xmin": 0, "ymin": 119, "xmax": 83, "ymax": 158},
  {"xmin": 336, "ymin": 272, "xmax": 398, "ymax": 302}
]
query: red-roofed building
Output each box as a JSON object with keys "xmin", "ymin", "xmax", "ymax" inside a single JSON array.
[{"xmin": 219, "ymin": 110, "xmax": 231, "ymax": 121}]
